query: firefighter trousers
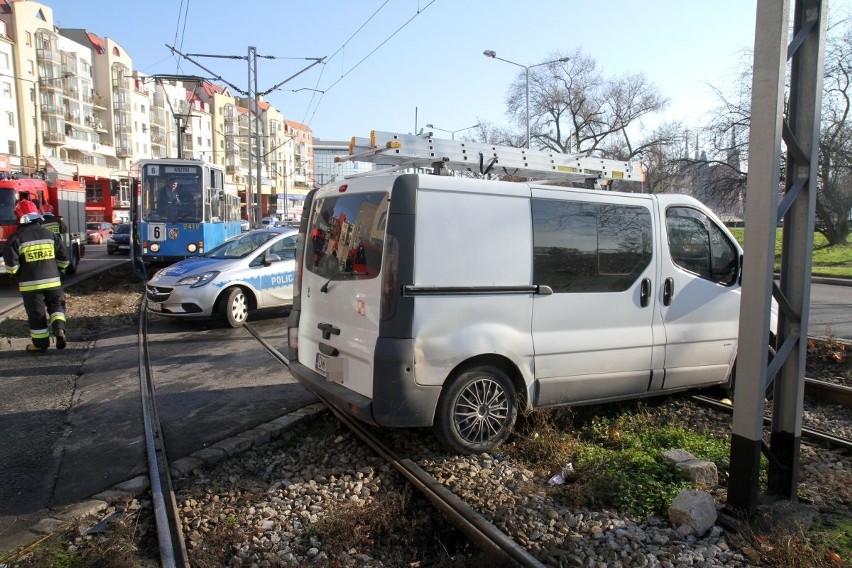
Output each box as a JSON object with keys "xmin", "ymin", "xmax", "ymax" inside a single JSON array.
[{"xmin": 22, "ymin": 287, "xmax": 66, "ymax": 350}]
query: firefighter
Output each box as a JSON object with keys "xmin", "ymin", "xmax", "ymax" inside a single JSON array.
[
  {"xmin": 40, "ymin": 209, "xmax": 67, "ymax": 236},
  {"xmin": 2, "ymin": 199, "xmax": 70, "ymax": 352}
]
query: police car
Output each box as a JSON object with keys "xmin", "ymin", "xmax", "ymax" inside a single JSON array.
[{"xmin": 146, "ymin": 228, "xmax": 298, "ymax": 327}]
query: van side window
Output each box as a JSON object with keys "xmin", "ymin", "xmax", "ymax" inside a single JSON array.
[
  {"xmin": 532, "ymin": 199, "xmax": 653, "ymax": 293},
  {"xmin": 666, "ymin": 207, "xmax": 738, "ymax": 286}
]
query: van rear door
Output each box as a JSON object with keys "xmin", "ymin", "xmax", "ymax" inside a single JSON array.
[{"xmin": 296, "ymin": 179, "xmax": 391, "ymax": 400}]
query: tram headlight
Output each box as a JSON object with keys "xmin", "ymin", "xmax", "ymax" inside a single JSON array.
[
  {"xmin": 187, "ymin": 243, "xmax": 198, "ymax": 253},
  {"xmin": 150, "ymin": 242, "xmax": 160, "ymax": 253},
  {"xmin": 175, "ymin": 270, "xmax": 220, "ymax": 288}
]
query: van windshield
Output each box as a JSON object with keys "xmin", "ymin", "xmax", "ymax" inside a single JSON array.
[{"xmin": 306, "ymin": 191, "xmax": 388, "ymax": 280}]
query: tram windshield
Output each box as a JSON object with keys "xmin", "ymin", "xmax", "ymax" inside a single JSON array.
[{"xmin": 141, "ymin": 163, "xmax": 206, "ymax": 223}]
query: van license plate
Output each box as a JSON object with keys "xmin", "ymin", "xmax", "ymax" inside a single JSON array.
[{"xmin": 315, "ymin": 353, "xmax": 328, "ymax": 377}]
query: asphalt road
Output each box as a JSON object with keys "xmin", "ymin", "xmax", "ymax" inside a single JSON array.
[{"xmin": 0, "ymin": 303, "xmax": 317, "ymax": 553}]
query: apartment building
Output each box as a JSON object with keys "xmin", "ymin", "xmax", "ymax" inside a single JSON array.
[{"xmin": 0, "ymin": 0, "xmax": 318, "ymax": 224}]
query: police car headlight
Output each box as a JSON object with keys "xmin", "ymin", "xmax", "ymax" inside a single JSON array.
[{"xmin": 175, "ymin": 271, "xmax": 219, "ymax": 288}]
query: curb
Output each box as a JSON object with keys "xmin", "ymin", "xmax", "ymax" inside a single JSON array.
[{"xmin": 0, "ymin": 402, "xmax": 328, "ymax": 562}]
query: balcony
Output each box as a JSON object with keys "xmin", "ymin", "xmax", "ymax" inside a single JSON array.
[
  {"xmin": 43, "ymin": 131, "xmax": 65, "ymax": 145},
  {"xmin": 40, "ymin": 103, "xmax": 63, "ymax": 117},
  {"xmin": 91, "ymin": 93, "xmax": 107, "ymax": 109},
  {"xmin": 36, "ymin": 48, "xmax": 61, "ymax": 64},
  {"xmin": 116, "ymin": 145, "xmax": 132, "ymax": 158}
]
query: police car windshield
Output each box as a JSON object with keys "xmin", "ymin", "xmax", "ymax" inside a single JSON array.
[{"xmin": 203, "ymin": 231, "xmax": 277, "ymax": 259}]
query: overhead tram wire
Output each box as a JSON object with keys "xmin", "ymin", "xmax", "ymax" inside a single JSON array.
[
  {"xmin": 300, "ymin": 0, "xmax": 438, "ymax": 127},
  {"xmin": 172, "ymin": 0, "xmax": 192, "ymax": 74}
]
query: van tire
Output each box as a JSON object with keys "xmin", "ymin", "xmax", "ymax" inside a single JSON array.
[
  {"xmin": 726, "ymin": 343, "xmax": 777, "ymax": 400},
  {"xmin": 433, "ymin": 366, "xmax": 517, "ymax": 455},
  {"xmin": 219, "ymin": 287, "xmax": 249, "ymax": 328}
]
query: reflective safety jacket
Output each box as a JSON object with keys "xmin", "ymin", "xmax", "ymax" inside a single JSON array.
[
  {"xmin": 1, "ymin": 220, "xmax": 70, "ymax": 291},
  {"xmin": 41, "ymin": 214, "xmax": 68, "ymax": 236}
]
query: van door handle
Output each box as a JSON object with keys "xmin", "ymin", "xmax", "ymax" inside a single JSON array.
[
  {"xmin": 663, "ymin": 277, "xmax": 674, "ymax": 306},
  {"xmin": 317, "ymin": 322, "xmax": 340, "ymax": 340},
  {"xmin": 640, "ymin": 278, "xmax": 651, "ymax": 307}
]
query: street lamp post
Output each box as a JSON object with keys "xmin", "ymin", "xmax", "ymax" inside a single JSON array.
[
  {"xmin": 425, "ymin": 122, "xmax": 480, "ymax": 140},
  {"xmin": 483, "ymin": 50, "xmax": 569, "ymax": 148}
]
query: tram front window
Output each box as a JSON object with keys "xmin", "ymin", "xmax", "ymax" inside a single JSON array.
[{"xmin": 144, "ymin": 172, "xmax": 204, "ymax": 223}]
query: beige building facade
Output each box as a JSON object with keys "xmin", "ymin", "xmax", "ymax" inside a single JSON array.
[{"xmin": 0, "ymin": 0, "xmax": 317, "ymax": 224}]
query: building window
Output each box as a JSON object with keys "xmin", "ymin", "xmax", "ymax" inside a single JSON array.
[
  {"xmin": 0, "ymin": 52, "xmax": 8, "ymax": 70},
  {"xmin": 6, "ymin": 112, "xmax": 13, "ymax": 127},
  {"xmin": 2, "ymin": 82, "xmax": 10, "ymax": 98},
  {"xmin": 25, "ymin": 32, "xmax": 31, "ymax": 47},
  {"xmin": 8, "ymin": 140, "xmax": 16, "ymax": 155},
  {"xmin": 27, "ymin": 60, "xmax": 34, "ymax": 75}
]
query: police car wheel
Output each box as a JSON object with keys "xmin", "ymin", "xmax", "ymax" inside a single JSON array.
[
  {"xmin": 220, "ymin": 286, "xmax": 249, "ymax": 328},
  {"xmin": 433, "ymin": 365, "xmax": 517, "ymax": 455}
]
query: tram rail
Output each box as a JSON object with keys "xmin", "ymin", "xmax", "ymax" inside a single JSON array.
[
  {"xmin": 138, "ymin": 300, "xmax": 189, "ymax": 568},
  {"xmin": 691, "ymin": 381, "xmax": 852, "ymax": 452}
]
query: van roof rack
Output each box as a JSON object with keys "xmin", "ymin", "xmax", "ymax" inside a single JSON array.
[{"xmin": 335, "ymin": 130, "xmax": 645, "ymax": 187}]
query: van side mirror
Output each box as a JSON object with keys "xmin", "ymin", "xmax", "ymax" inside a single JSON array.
[{"xmin": 738, "ymin": 254, "xmax": 744, "ymax": 286}]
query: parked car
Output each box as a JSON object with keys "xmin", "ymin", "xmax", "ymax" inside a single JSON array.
[
  {"xmin": 146, "ymin": 228, "xmax": 298, "ymax": 327},
  {"xmin": 86, "ymin": 222, "xmax": 114, "ymax": 244},
  {"xmin": 240, "ymin": 219, "xmax": 251, "ymax": 232},
  {"xmin": 106, "ymin": 223, "xmax": 131, "ymax": 255}
]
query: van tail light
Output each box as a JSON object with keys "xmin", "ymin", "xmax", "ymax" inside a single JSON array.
[
  {"xmin": 294, "ymin": 233, "xmax": 305, "ymax": 298},
  {"xmin": 380, "ymin": 236, "xmax": 398, "ymax": 320}
]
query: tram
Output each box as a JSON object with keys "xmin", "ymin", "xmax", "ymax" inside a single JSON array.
[{"xmin": 129, "ymin": 159, "xmax": 241, "ymax": 278}]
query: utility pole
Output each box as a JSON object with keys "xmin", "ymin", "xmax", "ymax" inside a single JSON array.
[
  {"xmin": 253, "ymin": 47, "xmax": 262, "ymax": 226},
  {"xmin": 247, "ymin": 46, "xmax": 254, "ymax": 226},
  {"xmin": 167, "ymin": 44, "xmax": 325, "ymax": 228}
]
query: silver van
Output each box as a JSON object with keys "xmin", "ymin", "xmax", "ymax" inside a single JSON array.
[{"xmin": 287, "ymin": 173, "xmax": 746, "ymax": 454}]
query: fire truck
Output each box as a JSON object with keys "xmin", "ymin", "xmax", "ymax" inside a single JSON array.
[{"xmin": 0, "ymin": 176, "xmax": 86, "ymax": 276}]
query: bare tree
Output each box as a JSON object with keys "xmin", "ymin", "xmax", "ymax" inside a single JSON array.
[
  {"xmin": 502, "ymin": 48, "xmax": 669, "ymax": 161},
  {"xmin": 694, "ymin": 15, "xmax": 852, "ymax": 243}
]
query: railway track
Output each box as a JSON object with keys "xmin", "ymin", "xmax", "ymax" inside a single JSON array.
[
  {"xmin": 690, "ymin": 375, "xmax": 852, "ymax": 451},
  {"xmin": 138, "ymin": 303, "xmax": 190, "ymax": 568},
  {"xmin": 138, "ymin": 302, "xmax": 545, "ymax": 567}
]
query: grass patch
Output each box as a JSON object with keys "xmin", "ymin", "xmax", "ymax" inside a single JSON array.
[
  {"xmin": 507, "ymin": 403, "xmax": 730, "ymax": 519},
  {"xmin": 508, "ymin": 401, "xmax": 852, "ymax": 566},
  {"xmin": 729, "ymin": 227, "xmax": 852, "ymax": 278}
]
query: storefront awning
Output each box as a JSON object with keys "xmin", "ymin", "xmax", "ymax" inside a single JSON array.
[{"xmin": 44, "ymin": 155, "xmax": 74, "ymax": 178}]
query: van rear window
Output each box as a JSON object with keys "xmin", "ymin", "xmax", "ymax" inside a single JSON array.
[{"xmin": 306, "ymin": 191, "xmax": 388, "ymax": 280}]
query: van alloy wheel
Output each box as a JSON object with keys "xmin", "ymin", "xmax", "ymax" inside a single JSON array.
[{"xmin": 433, "ymin": 366, "xmax": 517, "ymax": 455}]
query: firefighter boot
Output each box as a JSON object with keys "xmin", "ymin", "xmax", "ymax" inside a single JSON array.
[{"xmin": 55, "ymin": 329, "xmax": 66, "ymax": 350}]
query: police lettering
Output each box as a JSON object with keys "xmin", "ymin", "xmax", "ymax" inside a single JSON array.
[{"xmin": 270, "ymin": 273, "xmax": 294, "ymax": 286}]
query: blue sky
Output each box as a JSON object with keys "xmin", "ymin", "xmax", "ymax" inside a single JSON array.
[{"xmin": 53, "ymin": 0, "xmax": 850, "ymax": 142}]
